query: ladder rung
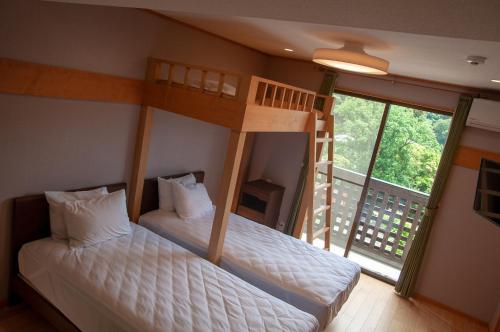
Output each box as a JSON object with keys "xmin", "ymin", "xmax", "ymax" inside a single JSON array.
[
  {"xmin": 316, "ymin": 160, "xmax": 333, "ymax": 167},
  {"xmin": 312, "ymin": 226, "xmax": 330, "ymax": 239},
  {"xmin": 315, "ymin": 183, "xmax": 331, "ymax": 191},
  {"xmin": 316, "ymin": 137, "xmax": 333, "ymax": 143},
  {"xmin": 314, "ymin": 205, "xmax": 331, "ymax": 215}
]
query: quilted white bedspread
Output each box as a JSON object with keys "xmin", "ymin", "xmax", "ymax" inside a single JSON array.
[
  {"xmin": 19, "ymin": 223, "xmax": 319, "ymax": 332},
  {"xmin": 140, "ymin": 210, "xmax": 361, "ymax": 329}
]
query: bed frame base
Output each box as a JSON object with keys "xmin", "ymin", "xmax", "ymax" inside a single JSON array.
[{"xmin": 10, "ymin": 275, "xmax": 80, "ymax": 332}]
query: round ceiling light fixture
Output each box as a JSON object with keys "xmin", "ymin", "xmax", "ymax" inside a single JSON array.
[{"xmin": 313, "ymin": 42, "xmax": 389, "ymax": 75}]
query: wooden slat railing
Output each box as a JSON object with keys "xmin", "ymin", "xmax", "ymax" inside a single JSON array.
[
  {"xmin": 147, "ymin": 57, "xmax": 242, "ymax": 99},
  {"xmin": 246, "ymin": 76, "xmax": 318, "ymax": 112},
  {"xmin": 314, "ymin": 166, "xmax": 429, "ymax": 268}
]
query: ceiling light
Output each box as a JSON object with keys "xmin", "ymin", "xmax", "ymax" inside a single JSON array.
[
  {"xmin": 492, "ymin": 79, "xmax": 500, "ymax": 83},
  {"xmin": 312, "ymin": 42, "xmax": 389, "ymax": 75},
  {"xmin": 284, "ymin": 48, "xmax": 294, "ymax": 52}
]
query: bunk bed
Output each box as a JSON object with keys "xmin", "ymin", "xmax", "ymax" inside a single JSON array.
[
  {"xmin": 128, "ymin": 58, "xmax": 361, "ymax": 329},
  {"xmin": 9, "ymin": 183, "xmax": 319, "ymax": 332},
  {"xmin": 129, "ymin": 57, "xmax": 336, "ymax": 261}
]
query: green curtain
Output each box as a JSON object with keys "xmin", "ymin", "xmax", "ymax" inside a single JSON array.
[
  {"xmin": 395, "ymin": 95, "xmax": 474, "ymax": 297},
  {"xmin": 285, "ymin": 71, "xmax": 337, "ymax": 235}
]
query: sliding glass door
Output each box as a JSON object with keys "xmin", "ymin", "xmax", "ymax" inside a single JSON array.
[{"xmin": 324, "ymin": 92, "xmax": 452, "ymax": 282}]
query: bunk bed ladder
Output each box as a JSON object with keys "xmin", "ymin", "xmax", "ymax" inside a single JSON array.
[{"xmin": 297, "ymin": 112, "xmax": 334, "ymax": 250}]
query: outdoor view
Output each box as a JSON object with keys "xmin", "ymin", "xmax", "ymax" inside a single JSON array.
[
  {"xmin": 333, "ymin": 94, "xmax": 451, "ymax": 194},
  {"xmin": 313, "ymin": 93, "xmax": 452, "ymax": 281}
]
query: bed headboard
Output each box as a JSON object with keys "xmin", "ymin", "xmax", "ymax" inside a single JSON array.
[
  {"xmin": 140, "ymin": 171, "xmax": 205, "ymax": 215},
  {"xmin": 10, "ymin": 182, "xmax": 126, "ymax": 277}
]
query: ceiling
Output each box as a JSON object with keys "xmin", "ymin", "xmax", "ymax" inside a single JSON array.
[{"xmin": 49, "ymin": 0, "xmax": 500, "ymax": 90}]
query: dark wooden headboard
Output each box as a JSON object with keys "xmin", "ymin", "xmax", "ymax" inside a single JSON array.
[
  {"xmin": 140, "ymin": 171, "xmax": 205, "ymax": 215},
  {"xmin": 10, "ymin": 182, "xmax": 126, "ymax": 277}
]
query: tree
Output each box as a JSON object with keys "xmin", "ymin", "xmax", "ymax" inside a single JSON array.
[{"xmin": 331, "ymin": 94, "xmax": 451, "ymax": 194}]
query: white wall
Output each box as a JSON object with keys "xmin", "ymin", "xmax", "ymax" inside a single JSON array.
[
  {"xmin": 253, "ymin": 56, "xmax": 500, "ymax": 323},
  {"xmin": 416, "ymin": 127, "xmax": 500, "ymax": 323},
  {"xmin": 248, "ymin": 132, "xmax": 307, "ymax": 230},
  {"xmin": 0, "ymin": 0, "xmax": 267, "ymax": 302}
]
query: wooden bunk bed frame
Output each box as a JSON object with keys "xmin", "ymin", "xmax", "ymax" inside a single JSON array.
[{"xmin": 129, "ymin": 57, "xmax": 335, "ymax": 264}]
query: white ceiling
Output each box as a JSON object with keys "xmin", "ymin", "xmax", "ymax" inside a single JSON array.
[
  {"xmin": 49, "ymin": 0, "xmax": 500, "ymax": 90},
  {"xmin": 161, "ymin": 13, "xmax": 500, "ymax": 90}
]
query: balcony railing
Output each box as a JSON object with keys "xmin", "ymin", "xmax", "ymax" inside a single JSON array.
[{"xmin": 315, "ymin": 166, "xmax": 429, "ymax": 268}]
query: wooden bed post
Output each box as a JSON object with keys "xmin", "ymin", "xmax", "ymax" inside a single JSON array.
[
  {"xmin": 208, "ymin": 130, "xmax": 247, "ymax": 265},
  {"xmin": 128, "ymin": 58, "xmax": 160, "ymax": 222},
  {"xmin": 292, "ymin": 113, "xmax": 317, "ymax": 239},
  {"xmin": 128, "ymin": 106, "xmax": 153, "ymax": 222},
  {"xmin": 231, "ymin": 132, "xmax": 255, "ymax": 212}
]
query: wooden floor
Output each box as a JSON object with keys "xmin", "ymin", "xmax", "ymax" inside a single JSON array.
[
  {"xmin": 0, "ymin": 274, "xmax": 487, "ymax": 332},
  {"xmin": 326, "ymin": 274, "xmax": 487, "ymax": 332}
]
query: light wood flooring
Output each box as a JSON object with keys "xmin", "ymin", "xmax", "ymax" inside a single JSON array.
[
  {"xmin": 326, "ymin": 274, "xmax": 487, "ymax": 332},
  {"xmin": 0, "ymin": 274, "xmax": 488, "ymax": 332}
]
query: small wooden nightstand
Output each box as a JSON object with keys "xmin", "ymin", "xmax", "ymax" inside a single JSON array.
[{"xmin": 236, "ymin": 179, "xmax": 285, "ymax": 229}]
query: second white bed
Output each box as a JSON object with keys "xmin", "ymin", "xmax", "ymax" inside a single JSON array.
[{"xmin": 140, "ymin": 209, "xmax": 361, "ymax": 329}]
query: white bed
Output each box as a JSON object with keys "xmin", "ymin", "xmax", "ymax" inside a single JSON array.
[
  {"xmin": 139, "ymin": 209, "xmax": 361, "ymax": 329},
  {"xmin": 19, "ymin": 223, "xmax": 319, "ymax": 332}
]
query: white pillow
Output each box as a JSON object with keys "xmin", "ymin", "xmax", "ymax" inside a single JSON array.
[
  {"xmin": 62, "ymin": 189, "xmax": 131, "ymax": 248},
  {"xmin": 45, "ymin": 187, "xmax": 108, "ymax": 240},
  {"xmin": 158, "ymin": 174, "xmax": 196, "ymax": 211},
  {"xmin": 171, "ymin": 182, "xmax": 213, "ymax": 220}
]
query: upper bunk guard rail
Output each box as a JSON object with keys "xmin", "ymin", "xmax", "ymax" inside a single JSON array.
[
  {"xmin": 246, "ymin": 76, "xmax": 317, "ymax": 112},
  {"xmin": 142, "ymin": 57, "xmax": 333, "ymax": 132}
]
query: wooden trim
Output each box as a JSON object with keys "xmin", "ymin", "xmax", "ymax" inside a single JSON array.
[
  {"xmin": 0, "ymin": 58, "xmax": 144, "ymax": 104},
  {"xmin": 335, "ymin": 86, "xmax": 454, "ymax": 115},
  {"xmin": 413, "ymin": 293, "xmax": 488, "ymax": 327},
  {"xmin": 231, "ymin": 133, "xmax": 256, "ymax": 212},
  {"xmin": 128, "ymin": 106, "xmax": 153, "ymax": 222},
  {"xmin": 208, "ymin": 131, "xmax": 247, "ymax": 264},
  {"xmin": 453, "ymin": 145, "xmax": 500, "ymax": 170}
]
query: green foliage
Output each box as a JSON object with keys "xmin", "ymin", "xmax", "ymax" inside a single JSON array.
[{"xmin": 332, "ymin": 94, "xmax": 451, "ymax": 194}]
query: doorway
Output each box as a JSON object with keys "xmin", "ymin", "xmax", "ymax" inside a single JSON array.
[{"xmin": 312, "ymin": 92, "xmax": 452, "ymax": 282}]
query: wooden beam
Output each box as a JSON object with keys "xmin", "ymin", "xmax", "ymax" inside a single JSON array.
[
  {"xmin": 128, "ymin": 106, "xmax": 153, "ymax": 222},
  {"xmin": 144, "ymin": 81, "xmax": 245, "ymax": 130},
  {"xmin": 231, "ymin": 133, "xmax": 256, "ymax": 212},
  {"xmin": 453, "ymin": 145, "xmax": 500, "ymax": 170},
  {"xmin": 324, "ymin": 115, "xmax": 334, "ymax": 250},
  {"xmin": 208, "ymin": 131, "xmax": 247, "ymax": 265},
  {"xmin": 242, "ymin": 105, "xmax": 314, "ymax": 132},
  {"xmin": 292, "ymin": 113, "xmax": 317, "ymax": 239},
  {"xmin": 0, "ymin": 58, "xmax": 144, "ymax": 104}
]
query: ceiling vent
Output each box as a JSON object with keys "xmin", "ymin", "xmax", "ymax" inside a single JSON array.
[{"xmin": 466, "ymin": 56, "xmax": 486, "ymax": 66}]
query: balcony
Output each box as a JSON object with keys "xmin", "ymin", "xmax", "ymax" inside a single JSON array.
[{"xmin": 310, "ymin": 166, "xmax": 429, "ymax": 281}]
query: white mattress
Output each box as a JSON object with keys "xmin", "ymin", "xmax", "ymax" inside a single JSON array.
[
  {"xmin": 139, "ymin": 210, "xmax": 361, "ymax": 329},
  {"xmin": 19, "ymin": 223, "xmax": 319, "ymax": 332}
]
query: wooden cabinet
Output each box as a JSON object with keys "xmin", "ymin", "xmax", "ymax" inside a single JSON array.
[{"xmin": 236, "ymin": 179, "xmax": 284, "ymax": 229}]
